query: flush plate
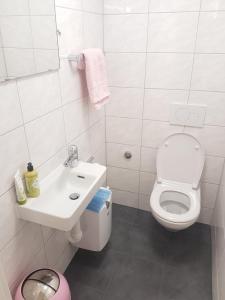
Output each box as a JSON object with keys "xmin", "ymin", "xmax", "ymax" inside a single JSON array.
[{"xmin": 170, "ymin": 103, "xmax": 207, "ymax": 128}]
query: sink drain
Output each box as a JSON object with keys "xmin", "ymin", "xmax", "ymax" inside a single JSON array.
[{"xmin": 69, "ymin": 193, "xmax": 80, "ymax": 200}]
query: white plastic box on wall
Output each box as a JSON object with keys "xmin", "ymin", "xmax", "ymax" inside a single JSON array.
[{"xmin": 77, "ymin": 188, "xmax": 112, "ymax": 252}]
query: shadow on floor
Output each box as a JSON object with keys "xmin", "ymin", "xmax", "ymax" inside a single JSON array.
[{"xmin": 65, "ymin": 204, "xmax": 212, "ymax": 300}]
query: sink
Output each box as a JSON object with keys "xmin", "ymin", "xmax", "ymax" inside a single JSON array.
[{"xmin": 17, "ymin": 162, "xmax": 106, "ymax": 231}]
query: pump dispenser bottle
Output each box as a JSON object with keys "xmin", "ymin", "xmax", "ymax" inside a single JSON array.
[{"xmin": 24, "ymin": 162, "xmax": 40, "ymax": 198}]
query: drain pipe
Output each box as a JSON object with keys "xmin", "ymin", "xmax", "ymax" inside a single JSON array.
[{"xmin": 66, "ymin": 221, "xmax": 83, "ymax": 246}]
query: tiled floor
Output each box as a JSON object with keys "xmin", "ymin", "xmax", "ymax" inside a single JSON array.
[{"xmin": 65, "ymin": 204, "xmax": 212, "ymax": 300}]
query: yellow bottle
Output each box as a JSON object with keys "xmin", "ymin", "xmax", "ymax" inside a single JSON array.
[{"xmin": 24, "ymin": 162, "xmax": 40, "ymax": 198}]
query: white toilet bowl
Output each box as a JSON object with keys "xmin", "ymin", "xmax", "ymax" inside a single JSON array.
[{"xmin": 150, "ymin": 133, "xmax": 205, "ymax": 231}]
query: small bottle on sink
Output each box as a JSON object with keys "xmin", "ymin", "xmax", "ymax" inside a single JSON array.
[{"xmin": 24, "ymin": 162, "xmax": 40, "ymax": 198}]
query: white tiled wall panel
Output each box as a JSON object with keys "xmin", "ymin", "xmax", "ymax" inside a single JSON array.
[
  {"xmin": 148, "ymin": 12, "xmax": 198, "ymax": 52},
  {"xmin": 104, "ymin": 14, "xmax": 148, "ymax": 52},
  {"xmin": 0, "ymin": 1, "xmax": 105, "ymax": 296},
  {"xmin": 104, "ymin": 0, "xmax": 225, "ymax": 231},
  {"xmin": 106, "ymin": 53, "xmax": 146, "ymax": 87},
  {"xmin": 146, "ymin": 53, "xmax": 193, "ymax": 89},
  {"xmin": 106, "ymin": 87, "xmax": 144, "ymax": 119},
  {"xmin": 106, "ymin": 117, "xmax": 142, "ymax": 145}
]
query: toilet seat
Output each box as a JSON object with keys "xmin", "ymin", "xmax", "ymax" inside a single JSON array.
[
  {"xmin": 149, "ymin": 133, "xmax": 204, "ymax": 231},
  {"xmin": 150, "ymin": 181, "xmax": 200, "ymax": 224}
]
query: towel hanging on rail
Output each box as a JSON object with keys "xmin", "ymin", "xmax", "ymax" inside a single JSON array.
[{"xmin": 77, "ymin": 48, "xmax": 110, "ymax": 110}]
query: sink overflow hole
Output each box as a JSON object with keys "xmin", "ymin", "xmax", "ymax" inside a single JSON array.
[
  {"xmin": 77, "ymin": 175, "xmax": 85, "ymax": 179},
  {"xmin": 69, "ymin": 193, "xmax": 80, "ymax": 200}
]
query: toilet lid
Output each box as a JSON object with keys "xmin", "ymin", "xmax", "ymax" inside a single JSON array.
[{"xmin": 157, "ymin": 133, "xmax": 205, "ymax": 188}]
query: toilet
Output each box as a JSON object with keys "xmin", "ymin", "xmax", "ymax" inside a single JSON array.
[{"xmin": 150, "ymin": 133, "xmax": 205, "ymax": 231}]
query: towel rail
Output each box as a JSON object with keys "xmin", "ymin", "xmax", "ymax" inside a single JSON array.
[
  {"xmin": 60, "ymin": 54, "xmax": 83, "ymax": 62},
  {"xmin": 60, "ymin": 52, "xmax": 105, "ymax": 63}
]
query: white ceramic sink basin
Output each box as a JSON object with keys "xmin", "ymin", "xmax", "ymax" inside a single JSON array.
[{"xmin": 17, "ymin": 162, "xmax": 106, "ymax": 231}]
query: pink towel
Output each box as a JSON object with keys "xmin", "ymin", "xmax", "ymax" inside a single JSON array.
[{"xmin": 77, "ymin": 48, "xmax": 110, "ymax": 110}]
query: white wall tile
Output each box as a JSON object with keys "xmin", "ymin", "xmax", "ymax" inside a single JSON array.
[
  {"xmin": 59, "ymin": 59, "xmax": 87, "ymax": 104},
  {"xmin": 198, "ymin": 207, "xmax": 213, "ymax": 224},
  {"xmin": 143, "ymin": 89, "xmax": 188, "ymax": 121},
  {"xmin": 106, "ymin": 117, "xmax": 142, "ymax": 145},
  {"xmin": 201, "ymin": 182, "xmax": 219, "ymax": 209},
  {"xmin": 56, "ymin": 8, "xmax": 83, "ymax": 56},
  {"xmin": 104, "ymin": 14, "xmax": 148, "ymax": 52},
  {"xmin": 25, "ymin": 110, "xmax": 65, "ymax": 166},
  {"xmin": 0, "ymin": 0, "xmax": 29, "ymax": 15},
  {"xmin": 90, "ymin": 119, "xmax": 105, "ymax": 154},
  {"xmin": 18, "ymin": 72, "xmax": 61, "ymax": 122},
  {"xmin": 185, "ymin": 126, "xmax": 225, "ymax": 157},
  {"xmin": 104, "ymin": 0, "xmax": 149, "ymax": 14},
  {"xmin": 0, "ymin": 16, "xmax": 32, "ymax": 48},
  {"xmin": 142, "ymin": 120, "xmax": 183, "ymax": 148},
  {"xmin": 111, "ymin": 188, "xmax": 139, "ymax": 208},
  {"xmin": 201, "ymin": 0, "xmax": 225, "ymax": 11},
  {"xmin": 0, "ymin": 189, "xmax": 25, "ymax": 249},
  {"xmin": 45, "ymin": 230, "xmax": 68, "ymax": 268},
  {"xmin": 107, "ymin": 166, "xmax": 139, "ymax": 193},
  {"xmin": 0, "ymin": 48, "xmax": 6, "ymax": 80},
  {"xmin": 106, "ymin": 53, "xmax": 146, "ymax": 88},
  {"xmin": 150, "ymin": 0, "xmax": 201, "ymax": 12},
  {"xmin": 191, "ymin": 54, "xmax": 225, "ymax": 92},
  {"xmin": 63, "ymin": 99, "xmax": 89, "ymax": 143},
  {"xmin": 189, "ymin": 91, "xmax": 225, "ymax": 126},
  {"xmin": 55, "ymin": 243, "xmax": 77, "ymax": 273},
  {"xmin": 88, "ymin": 103, "xmax": 105, "ymax": 126},
  {"xmin": 148, "ymin": 12, "xmax": 198, "ymax": 52},
  {"xmin": 107, "ymin": 143, "xmax": 141, "ymax": 170},
  {"xmin": 106, "ymin": 87, "xmax": 144, "ymax": 119},
  {"xmin": 140, "ymin": 147, "xmax": 157, "ymax": 173},
  {"xmin": 139, "ymin": 172, "xmax": 155, "ymax": 195},
  {"xmin": 84, "ymin": 13, "xmax": 103, "ymax": 48},
  {"xmin": 37, "ymin": 148, "xmax": 66, "ymax": 181},
  {"xmin": 73, "ymin": 131, "xmax": 92, "ymax": 162},
  {"xmin": 196, "ymin": 12, "xmax": 225, "ymax": 53},
  {"xmin": 9, "ymin": 246, "xmax": 47, "ymax": 295},
  {"xmin": 29, "ymin": 0, "xmax": 55, "ymax": 15},
  {"xmin": 203, "ymin": 156, "xmax": 224, "ymax": 184},
  {"xmin": 0, "ymin": 81, "xmax": 23, "ymax": 135},
  {"xmin": 0, "ymin": 127, "xmax": 29, "ymax": 196},
  {"xmin": 83, "ymin": 0, "xmax": 103, "ymax": 13},
  {"xmin": 55, "ymin": 0, "xmax": 82, "ymax": 10},
  {"xmin": 139, "ymin": 193, "xmax": 151, "ymax": 212},
  {"xmin": 146, "ymin": 53, "xmax": 193, "ymax": 89},
  {"xmin": 1, "ymin": 223, "xmax": 43, "ymax": 287},
  {"xmin": 94, "ymin": 147, "xmax": 106, "ymax": 166}
]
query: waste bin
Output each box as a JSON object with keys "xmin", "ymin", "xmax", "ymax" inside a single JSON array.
[
  {"xmin": 15, "ymin": 269, "xmax": 71, "ymax": 300},
  {"xmin": 77, "ymin": 187, "xmax": 112, "ymax": 251}
]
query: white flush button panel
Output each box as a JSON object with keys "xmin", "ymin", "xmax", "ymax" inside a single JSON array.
[{"xmin": 170, "ymin": 103, "xmax": 207, "ymax": 127}]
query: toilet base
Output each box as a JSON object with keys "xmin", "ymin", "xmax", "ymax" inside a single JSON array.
[{"xmin": 151, "ymin": 210, "xmax": 198, "ymax": 231}]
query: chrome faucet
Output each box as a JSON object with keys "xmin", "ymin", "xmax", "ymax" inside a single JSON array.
[{"xmin": 64, "ymin": 145, "xmax": 79, "ymax": 168}]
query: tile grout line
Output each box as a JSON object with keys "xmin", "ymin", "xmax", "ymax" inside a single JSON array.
[
  {"xmin": 137, "ymin": 0, "xmax": 152, "ymax": 210},
  {"xmin": 187, "ymin": 0, "xmax": 203, "ymax": 104}
]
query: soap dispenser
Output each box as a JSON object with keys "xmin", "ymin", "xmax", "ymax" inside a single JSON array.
[{"xmin": 24, "ymin": 162, "xmax": 40, "ymax": 198}]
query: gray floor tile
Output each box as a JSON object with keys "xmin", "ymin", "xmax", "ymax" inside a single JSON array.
[
  {"xmin": 112, "ymin": 204, "xmax": 139, "ymax": 225},
  {"xmin": 69, "ymin": 282, "xmax": 104, "ymax": 300},
  {"xmin": 65, "ymin": 204, "xmax": 212, "ymax": 300},
  {"xmin": 104, "ymin": 256, "xmax": 163, "ymax": 300},
  {"xmin": 159, "ymin": 263, "xmax": 212, "ymax": 300}
]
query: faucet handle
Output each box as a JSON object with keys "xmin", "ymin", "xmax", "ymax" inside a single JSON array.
[{"xmin": 68, "ymin": 144, "xmax": 78, "ymax": 156}]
